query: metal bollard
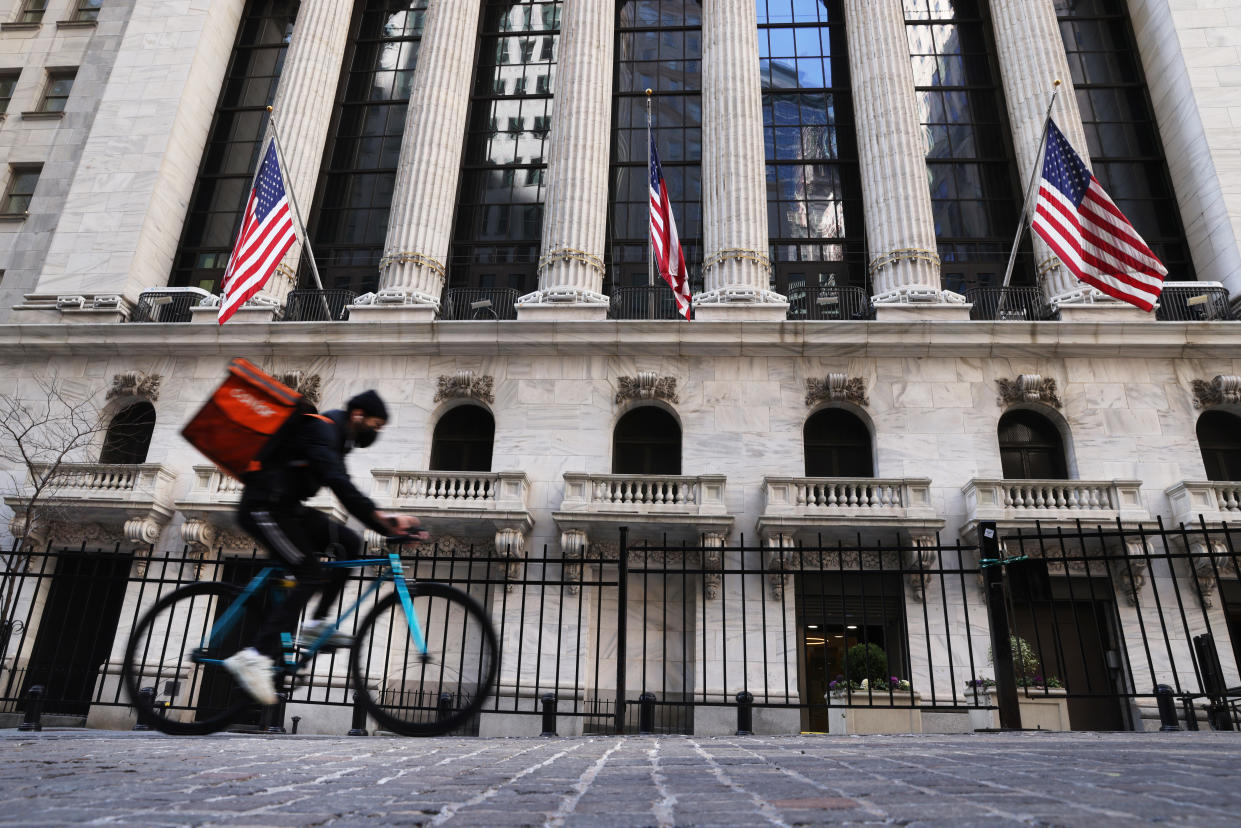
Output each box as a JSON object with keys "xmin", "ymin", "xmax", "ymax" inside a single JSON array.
[
  {"xmin": 348, "ymin": 692, "xmax": 368, "ymax": 737},
  {"xmin": 291, "ymin": 716, "xmax": 301, "ymax": 735},
  {"xmin": 736, "ymin": 691, "xmax": 754, "ymax": 736},
  {"xmin": 540, "ymin": 692, "xmax": 558, "ymax": 737},
  {"xmin": 1155, "ymin": 685, "xmax": 1179, "ymax": 732},
  {"xmin": 264, "ymin": 692, "xmax": 287, "ymax": 734},
  {"xmin": 638, "ymin": 692, "xmax": 656, "ymax": 735},
  {"xmin": 437, "ymin": 692, "xmax": 454, "ymax": 724},
  {"xmin": 132, "ymin": 687, "xmax": 156, "ymax": 731},
  {"xmin": 18, "ymin": 685, "xmax": 45, "ymax": 732}
]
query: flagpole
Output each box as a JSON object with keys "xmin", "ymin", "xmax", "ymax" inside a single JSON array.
[
  {"xmin": 646, "ymin": 89, "xmax": 657, "ymax": 320},
  {"xmin": 266, "ymin": 106, "xmax": 326, "ymax": 294},
  {"xmin": 997, "ymin": 80, "xmax": 1061, "ymax": 317}
]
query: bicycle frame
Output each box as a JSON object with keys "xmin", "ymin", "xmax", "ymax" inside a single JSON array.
[{"xmin": 194, "ymin": 551, "xmax": 429, "ymax": 672}]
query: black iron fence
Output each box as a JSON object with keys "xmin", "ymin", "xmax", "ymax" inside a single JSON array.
[
  {"xmin": 786, "ymin": 285, "xmax": 875, "ymax": 321},
  {"xmin": 966, "ymin": 287, "xmax": 1054, "ymax": 321},
  {"xmin": 1156, "ymin": 284, "xmax": 1235, "ymax": 322},
  {"xmin": 283, "ymin": 289, "xmax": 356, "ymax": 322},
  {"xmin": 609, "ymin": 286, "xmax": 686, "ymax": 321},
  {"xmin": 440, "ymin": 288, "xmax": 519, "ymax": 321},
  {"xmin": 129, "ymin": 290, "xmax": 207, "ymax": 323},
  {"xmin": 2, "ymin": 519, "xmax": 1239, "ymax": 734}
]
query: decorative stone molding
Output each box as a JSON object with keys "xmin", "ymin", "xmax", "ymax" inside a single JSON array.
[
  {"xmin": 906, "ymin": 536, "xmax": 937, "ymax": 604},
  {"xmin": 123, "ymin": 515, "xmax": 166, "ymax": 546},
  {"xmin": 277, "ymin": 371, "xmax": 322, "ymax": 407},
  {"xmin": 107, "ymin": 371, "xmax": 161, "ymax": 401},
  {"xmin": 494, "ymin": 527, "xmax": 526, "ymax": 592},
  {"xmin": 435, "ymin": 371, "xmax": 495, "ymax": 405},
  {"xmin": 180, "ymin": 519, "xmax": 217, "ymax": 551},
  {"xmin": 805, "ymin": 374, "xmax": 868, "ymax": 408},
  {"xmin": 702, "ymin": 533, "xmax": 725, "ymax": 600},
  {"xmin": 47, "ymin": 521, "xmax": 122, "ymax": 549},
  {"xmin": 766, "ymin": 535, "xmax": 797, "ymax": 599},
  {"xmin": 615, "ymin": 372, "xmax": 678, "ymax": 405},
  {"xmin": 561, "ymin": 528, "xmax": 589, "ymax": 595},
  {"xmin": 1190, "ymin": 539, "xmax": 1236, "ymax": 608},
  {"xmin": 1191, "ymin": 375, "xmax": 1241, "ymax": 409},
  {"xmin": 1115, "ymin": 539, "xmax": 1151, "ymax": 607},
  {"xmin": 996, "ymin": 374, "xmax": 1061, "ymax": 408}
]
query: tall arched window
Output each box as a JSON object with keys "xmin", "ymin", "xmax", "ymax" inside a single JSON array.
[
  {"xmin": 612, "ymin": 407, "xmax": 681, "ymax": 475},
  {"xmin": 998, "ymin": 410, "xmax": 1067, "ymax": 480},
  {"xmin": 100, "ymin": 403, "xmax": 157, "ymax": 465},
  {"xmin": 759, "ymin": 0, "xmax": 865, "ymax": 296},
  {"xmin": 430, "ymin": 405, "xmax": 495, "ymax": 472},
  {"xmin": 1197, "ymin": 411, "xmax": 1241, "ymax": 482},
  {"xmin": 804, "ymin": 408, "xmax": 872, "ymax": 477}
]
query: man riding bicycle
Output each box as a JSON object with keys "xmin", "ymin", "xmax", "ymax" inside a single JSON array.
[{"xmin": 224, "ymin": 389, "xmax": 422, "ymax": 704}]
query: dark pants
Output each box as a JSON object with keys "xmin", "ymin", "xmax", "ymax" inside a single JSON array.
[{"xmin": 236, "ymin": 504, "xmax": 364, "ymax": 660}]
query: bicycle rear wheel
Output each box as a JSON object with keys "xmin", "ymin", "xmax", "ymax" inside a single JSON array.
[
  {"xmin": 350, "ymin": 582, "xmax": 498, "ymax": 736},
  {"xmin": 121, "ymin": 581, "xmax": 255, "ymax": 735}
]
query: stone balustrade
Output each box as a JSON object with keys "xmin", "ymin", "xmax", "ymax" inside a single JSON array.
[
  {"xmin": 757, "ymin": 476, "xmax": 941, "ymax": 543},
  {"xmin": 554, "ymin": 473, "xmax": 732, "ymax": 542},
  {"xmin": 962, "ymin": 478, "xmax": 1149, "ymax": 534},
  {"xmin": 370, "ymin": 469, "xmax": 533, "ymax": 542},
  {"xmin": 1166, "ymin": 480, "xmax": 1241, "ymax": 527}
]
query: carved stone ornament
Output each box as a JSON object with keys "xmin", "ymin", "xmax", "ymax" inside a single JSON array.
[
  {"xmin": 277, "ymin": 371, "xmax": 322, "ymax": 407},
  {"xmin": 47, "ymin": 521, "xmax": 123, "ymax": 550},
  {"xmin": 805, "ymin": 374, "xmax": 868, "ymax": 408},
  {"xmin": 435, "ymin": 370, "xmax": 495, "ymax": 404},
  {"xmin": 1191, "ymin": 375, "xmax": 1241, "ymax": 409},
  {"xmin": 766, "ymin": 537, "xmax": 901, "ymax": 599},
  {"xmin": 905, "ymin": 537, "xmax": 938, "ymax": 604},
  {"xmin": 996, "ymin": 374, "xmax": 1061, "ymax": 408},
  {"xmin": 616, "ymin": 372, "xmax": 678, "ymax": 405},
  {"xmin": 108, "ymin": 371, "xmax": 161, "ymax": 401},
  {"xmin": 1190, "ymin": 539, "xmax": 1237, "ymax": 608},
  {"xmin": 1003, "ymin": 536, "xmax": 1148, "ymax": 607}
]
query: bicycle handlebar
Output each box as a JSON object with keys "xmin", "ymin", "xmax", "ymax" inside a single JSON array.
[{"xmin": 385, "ymin": 531, "xmax": 429, "ymax": 546}]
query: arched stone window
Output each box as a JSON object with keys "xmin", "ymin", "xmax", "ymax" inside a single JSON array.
[
  {"xmin": 99, "ymin": 402, "xmax": 157, "ymax": 465},
  {"xmin": 430, "ymin": 405, "xmax": 495, "ymax": 472},
  {"xmin": 804, "ymin": 408, "xmax": 872, "ymax": 477},
  {"xmin": 612, "ymin": 407, "xmax": 681, "ymax": 476},
  {"xmin": 998, "ymin": 410, "xmax": 1067, "ymax": 480},
  {"xmin": 1197, "ymin": 411, "xmax": 1241, "ymax": 482}
]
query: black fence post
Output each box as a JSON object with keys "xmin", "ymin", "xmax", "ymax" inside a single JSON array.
[
  {"xmin": 18, "ymin": 685, "xmax": 44, "ymax": 732},
  {"xmin": 132, "ymin": 687, "xmax": 155, "ymax": 731},
  {"xmin": 437, "ymin": 692, "xmax": 454, "ymax": 725},
  {"xmin": 638, "ymin": 692, "xmax": 656, "ymax": 735},
  {"xmin": 348, "ymin": 691, "xmax": 368, "ymax": 736},
  {"xmin": 264, "ymin": 692, "xmax": 287, "ymax": 734},
  {"xmin": 980, "ymin": 522, "xmax": 1022, "ymax": 730},
  {"xmin": 1155, "ymin": 685, "xmax": 1179, "ymax": 731},
  {"xmin": 1182, "ymin": 696, "xmax": 1200, "ymax": 731},
  {"xmin": 1192, "ymin": 632, "xmax": 1234, "ymax": 731},
  {"xmin": 614, "ymin": 526, "xmax": 629, "ymax": 735},
  {"xmin": 291, "ymin": 716, "xmax": 301, "ymax": 735},
  {"xmin": 540, "ymin": 693, "xmax": 558, "ymax": 737},
  {"xmin": 736, "ymin": 691, "xmax": 754, "ymax": 736}
]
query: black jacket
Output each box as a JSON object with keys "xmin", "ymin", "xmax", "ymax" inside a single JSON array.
[{"xmin": 240, "ymin": 409, "xmax": 388, "ymax": 534}]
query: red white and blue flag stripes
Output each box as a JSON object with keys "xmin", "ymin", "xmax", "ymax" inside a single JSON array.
[
  {"xmin": 649, "ymin": 133, "xmax": 692, "ymax": 320},
  {"xmin": 1032, "ymin": 119, "xmax": 1166, "ymax": 312},
  {"xmin": 218, "ymin": 139, "xmax": 297, "ymax": 324}
]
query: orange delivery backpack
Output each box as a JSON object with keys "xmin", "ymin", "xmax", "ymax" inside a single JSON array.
[{"xmin": 181, "ymin": 358, "xmax": 314, "ymax": 480}]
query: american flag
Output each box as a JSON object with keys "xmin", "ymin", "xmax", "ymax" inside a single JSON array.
[
  {"xmin": 1032, "ymin": 119, "xmax": 1166, "ymax": 311},
  {"xmin": 218, "ymin": 140, "xmax": 297, "ymax": 324},
  {"xmin": 649, "ymin": 133, "xmax": 692, "ymax": 320}
]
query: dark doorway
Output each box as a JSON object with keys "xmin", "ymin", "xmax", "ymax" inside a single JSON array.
[
  {"xmin": 612, "ymin": 407, "xmax": 681, "ymax": 475},
  {"xmin": 430, "ymin": 405, "xmax": 495, "ymax": 472},
  {"xmin": 1197, "ymin": 411, "xmax": 1241, "ymax": 482},
  {"xmin": 22, "ymin": 550, "xmax": 132, "ymax": 716},
  {"xmin": 1007, "ymin": 559, "xmax": 1128, "ymax": 730},
  {"xmin": 795, "ymin": 571, "xmax": 907, "ymax": 732},
  {"xmin": 99, "ymin": 402, "xmax": 156, "ymax": 465},
  {"xmin": 194, "ymin": 557, "xmax": 270, "ymax": 728},
  {"xmin": 999, "ymin": 410, "xmax": 1068, "ymax": 480},
  {"xmin": 1221, "ymin": 580, "xmax": 1241, "ymax": 675},
  {"xmin": 804, "ymin": 408, "xmax": 872, "ymax": 477}
]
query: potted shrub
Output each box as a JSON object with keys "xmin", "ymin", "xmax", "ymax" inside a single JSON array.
[
  {"xmin": 966, "ymin": 636, "xmax": 1069, "ymax": 731},
  {"xmin": 825, "ymin": 643, "xmax": 922, "ymax": 735}
]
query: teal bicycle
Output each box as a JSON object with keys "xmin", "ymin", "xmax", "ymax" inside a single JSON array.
[{"xmin": 121, "ymin": 538, "xmax": 498, "ymax": 736}]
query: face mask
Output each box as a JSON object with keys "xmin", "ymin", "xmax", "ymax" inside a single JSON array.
[{"xmin": 354, "ymin": 425, "xmax": 380, "ymax": 448}]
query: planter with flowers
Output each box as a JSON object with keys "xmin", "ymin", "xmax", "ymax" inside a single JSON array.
[
  {"xmin": 825, "ymin": 643, "xmax": 922, "ymax": 735},
  {"xmin": 966, "ymin": 636, "xmax": 1070, "ymax": 731}
]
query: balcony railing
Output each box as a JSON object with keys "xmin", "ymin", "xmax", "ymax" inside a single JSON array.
[
  {"xmin": 369, "ymin": 469, "xmax": 533, "ymax": 538},
  {"xmin": 560, "ymin": 473, "xmax": 726, "ymax": 514},
  {"xmin": 1156, "ymin": 283, "xmax": 1235, "ymax": 321},
  {"xmin": 962, "ymin": 478, "xmax": 1149, "ymax": 531},
  {"xmin": 757, "ymin": 477, "xmax": 940, "ymax": 541},
  {"xmin": 1166, "ymin": 480, "xmax": 1241, "ymax": 526},
  {"xmin": 129, "ymin": 288, "xmax": 212, "ymax": 323},
  {"xmin": 965, "ymin": 287, "xmax": 1052, "ymax": 321},
  {"xmin": 26, "ymin": 462, "xmax": 174, "ymax": 500},
  {"xmin": 283, "ymin": 289, "xmax": 356, "ymax": 322},
  {"xmin": 786, "ymin": 285, "xmax": 874, "ymax": 320},
  {"xmin": 440, "ymin": 288, "xmax": 519, "ymax": 320},
  {"xmin": 609, "ymin": 286, "xmax": 684, "ymax": 320}
]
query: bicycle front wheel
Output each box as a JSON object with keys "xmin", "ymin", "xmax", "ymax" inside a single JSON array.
[
  {"xmin": 350, "ymin": 582, "xmax": 498, "ymax": 736},
  {"xmin": 121, "ymin": 581, "xmax": 255, "ymax": 735}
]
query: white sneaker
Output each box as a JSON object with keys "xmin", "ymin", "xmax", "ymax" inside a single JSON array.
[
  {"xmin": 223, "ymin": 647, "xmax": 277, "ymax": 705},
  {"xmin": 297, "ymin": 618, "xmax": 353, "ymax": 650}
]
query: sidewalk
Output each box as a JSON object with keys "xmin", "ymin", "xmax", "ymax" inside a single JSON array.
[{"xmin": 2, "ymin": 730, "xmax": 1238, "ymax": 826}]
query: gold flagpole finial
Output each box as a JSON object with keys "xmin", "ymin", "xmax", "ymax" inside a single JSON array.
[
  {"xmin": 1053, "ymin": 79, "xmax": 1061, "ymax": 87},
  {"xmin": 645, "ymin": 88, "xmax": 653, "ymax": 96},
  {"xmin": 266, "ymin": 105, "xmax": 273, "ymax": 113}
]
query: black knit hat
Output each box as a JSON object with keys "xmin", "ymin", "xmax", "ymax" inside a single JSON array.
[{"xmin": 346, "ymin": 389, "xmax": 388, "ymax": 420}]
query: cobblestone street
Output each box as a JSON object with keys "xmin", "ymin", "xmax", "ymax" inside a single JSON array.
[{"xmin": 1, "ymin": 731, "xmax": 1239, "ymax": 826}]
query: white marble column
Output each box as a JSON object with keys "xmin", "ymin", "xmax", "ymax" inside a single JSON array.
[
  {"xmin": 844, "ymin": 0, "xmax": 965, "ymax": 320},
  {"xmin": 989, "ymin": 0, "xmax": 1139, "ymax": 318},
  {"xmin": 516, "ymin": 0, "xmax": 613, "ymax": 321},
  {"xmin": 265, "ymin": 0, "xmax": 354, "ymax": 306},
  {"xmin": 356, "ymin": 0, "xmax": 483, "ymax": 322},
  {"xmin": 695, "ymin": 0, "xmax": 786, "ymax": 321}
]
